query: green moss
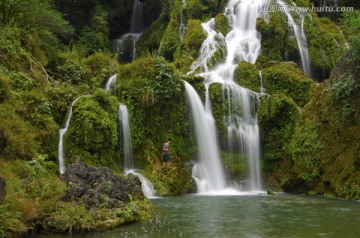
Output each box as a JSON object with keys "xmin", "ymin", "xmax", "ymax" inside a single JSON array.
[
  {"xmin": 306, "ymin": 17, "xmax": 347, "ymax": 71},
  {"xmin": 182, "ymin": 19, "xmax": 207, "ymax": 60},
  {"xmin": 257, "ymin": 12, "xmax": 290, "ymax": 61},
  {"xmin": 0, "ymin": 73, "xmax": 11, "ymax": 103},
  {"xmin": 262, "ymin": 62, "xmax": 316, "ymax": 107},
  {"xmin": 258, "ymin": 94, "xmax": 300, "ymax": 177},
  {"xmin": 234, "ymin": 61, "xmax": 260, "ymax": 92}
]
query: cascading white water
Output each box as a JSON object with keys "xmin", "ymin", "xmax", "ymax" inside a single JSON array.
[
  {"xmin": 126, "ymin": 169, "xmax": 156, "ymax": 198},
  {"xmin": 185, "ymin": 82, "xmax": 227, "ymax": 193},
  {"xmin": 119, "ymin": 104, "xmax": 134, "ymax": 170},
  {"xmin": 277, "ymin": 0, "xmax": 311, "ymax": 77},
  {"xmin": 104, "ymin": 74, "xmax": 117, "ymax": 92},
  {"xmin": 58, "ymin": 97, "xmax": 81, "ymax": 174},
  {"xmin": 188, "ymin": 0, "xmax": 268, "ymax": 193}
]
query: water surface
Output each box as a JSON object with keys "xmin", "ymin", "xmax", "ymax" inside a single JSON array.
[{"xmin": 34, "ymin": 194, "xmax": 360, "ymax": 238}]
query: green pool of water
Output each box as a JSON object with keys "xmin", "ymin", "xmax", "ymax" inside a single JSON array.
[{"xmin": 32, "ymin": 194, "xmax": 360, "ymax": 238}]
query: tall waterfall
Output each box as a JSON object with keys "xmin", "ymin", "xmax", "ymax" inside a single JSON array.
[
  {"xmin": 188, "ymin": 0, "xmax": 267, "ymax": 193},
  {"xmin": 277, "ymin": 0, "xmax": 311, "ymax": 77},
  {"xmin": 119, "ymin": 104, "xmax": 134, "ymax": 170},
  {"xmin": 185, "ymin": 82, "xmax": 227, "ymax": 193},
  {"xmin": 58, "ymin": 97, "xmax": 81, "ymax": 174}
]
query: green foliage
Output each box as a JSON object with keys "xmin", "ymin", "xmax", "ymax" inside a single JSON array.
[
  {"xmin": 341, "ymin": 10, "xmax": 360, "ymax": 62},
  {"xmin": 289, "ymin": 118, "xmax": 323, "ymax": 184},
  {"xmin": 57, "ymin": 60, "xmax": 84, "ymax": 84},
  {"xmin": 326, "ymin": 73, "xmax": 360, "ymax": 119},
  {"xmin": 0, "ymin": 27, "xmax": 28, "ymax": 71},
  {"xmin": 262, "ymin": 63, "xmax": 315, "ymax": 107},
  {"xmin": 234, "ymin": 61, "xmax": 260, "ymax": 92},
  {"xmin": 65, "ymin": 94, "xmax": 119, "ymax": 167},
  {"xmin": 0, "ymin": 73, "xmax": 11, "ymax": 103},
  {"xmin": 258, "ymin": 94, "xmax": 300, "ymax": 174},
  {"xmin": 154, "ymin": 56, "xmax": 182, "ymax": 99}
]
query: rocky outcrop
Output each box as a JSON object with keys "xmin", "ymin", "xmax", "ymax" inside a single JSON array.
[
  {"xmin": 60, "ymin": 162, "xmax": 145, "ymax": 208},
  {"xmin": 0, "ymin": 177, "xmax": 5, "ymax": 203}
]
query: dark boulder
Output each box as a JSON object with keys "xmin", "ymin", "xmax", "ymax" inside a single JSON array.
[
  {"xmin": 0, "ymin": 177, "xmax": 5, "ymax": 203},
  {"xmin": 60, "ymin": 162, "xmax": 145, "ymax": 208}
]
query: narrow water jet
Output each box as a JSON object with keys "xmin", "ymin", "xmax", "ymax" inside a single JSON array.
[
  {"xmin": 104, "ymin": 74, "xmax": 117, "ymax": 93},
  {"xmin": 58, "ymin": 97, "xmax": 81, "ymax": 174},
  {"xmin": 277, "ymin": 0, "xmax": 311, "ymax": 77},
  {"xmin": 126, "ymin": 169, "xmax": 157, "ymax": 198},
  {"xmin": 118, "ymin": 104, "xmax": 134, "ymax": 170}
]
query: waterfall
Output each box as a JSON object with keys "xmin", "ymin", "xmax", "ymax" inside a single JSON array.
[
  {"xmin": 277, "ymin": 0, "xmax": 311, "ymax": 77},
  {"xmin": 126, "ymin": 169, "xmax": 156, "ymax": 198},
  {"xmin": 187, "ymin": 0, "xmax": 267, "ymax": 193},
  {"xmin": 58, "ymin": 97, "xmax": 81, "ymax": 174},
  {"xmin": 119, "ymin": 104, "xmax": 134, "ymax": 170},
  {"xmin": 185, "ymin": 82, "xmax": 227, "ymax": 193},
  {"xmin": 179, "ymin": 0, "xmax": 187, "ymax": 40},
  {"xmin": 130, "ymin": 0, "xmax": 144, "ymax": 33},
  {"xmin": 104, "ymin": 74, "xmax": 117, "ymax": 93},
  {"xmin": 114, "ymin": 0, "xmax": 145, "ymax": 61}
]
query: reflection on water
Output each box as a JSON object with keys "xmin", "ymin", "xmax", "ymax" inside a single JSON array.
[{"xmin": 30, "ymin": 194, "xmax": 360, "ymax": 238}]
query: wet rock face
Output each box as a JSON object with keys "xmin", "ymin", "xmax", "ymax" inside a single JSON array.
[
  {"xmin": 0, "ymin": 177, "xmax": 5, "ymax": 203},
  {"xmin": 60, "ymin": 162, "xmax": 144, "ymax": 208}
]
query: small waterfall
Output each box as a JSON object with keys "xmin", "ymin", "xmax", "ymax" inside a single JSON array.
[
  {"xmin": 104, "ymin": 74, "xmax": 117, "ymax": 93},
  {"xmin": 114, "ymin": 0, "xmax": 145, "ymax": 61},
  {"xmin": 130, "ymin": 0, "xmax": 144, "ymax": 33},
  {"xmin": 119, "ymin": 104, "xmax": 134, "ymax": 170},
  {"xmin": 277, "ymin": 0, "xmax": 311, "ymax": 77},
  {"xmin": 179, "ymin": 0, "xmax": 187, "ymax": 40},
  {"xmin": 114, "ymin": 33, "xmax": 142, "ymax": 62},
  {"xmin": 126, "ymin": 169, "xmax": 156, "ymax": 198},
  {"xmin": 187, "ymin": 0, "xmax": 267, "ymax": 193},
  {"xmin": 58, "ymin": 97, "xmax": 81, "ymax": 174},
  {"xmin": 259, "ymin": 70, "xmax": 264, "ymax": 94},
  {"xmin": 185, "ymin": 81, "xmax": 227, "ymax": 193}
]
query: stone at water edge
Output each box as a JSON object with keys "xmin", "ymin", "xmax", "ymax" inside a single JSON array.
[{"xmin": 60, "ymin": 161, "xmax": 145, "ymax": 208}]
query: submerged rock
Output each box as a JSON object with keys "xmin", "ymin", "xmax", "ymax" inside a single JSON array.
[{"xmin": 60, "ymin": 161, "xmax": 144, "ymax": 208}]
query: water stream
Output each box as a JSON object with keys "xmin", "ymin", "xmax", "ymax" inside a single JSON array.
[
  {"xmin": 58, "ymin": 97, "xmax": 82, "ymax": 174},
  {"xmin": 277, "ymin": 0, "xmax": 311, "ymax": 77},
  {"xmin": 118, "ymin": 104, "xmax": 134, "ymax": 170},
  {"xmin": 104, "ymin": 74, "xmax": 117, "ymax": 93}
]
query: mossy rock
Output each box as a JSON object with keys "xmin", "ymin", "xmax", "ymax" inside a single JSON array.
[
  {"xmin": 183, "ymin": 19, "xmax": 207, "ymax": 60},
  {"xmin": 258, "ymin": 94, "xmax": 300, "ymax": 176},
  {"xmin": 262, "ymin": 62, "xmax": 316, "ymax": 107},
  {"xmin": 234, "ymin": 61, "xmax": 260, "ymax": 92},
  {"xmin": 215, "ymin": 14, "xmax": 230, "ymax": 36},
  {"xmin": 65, "ymin": 93, "xmax": 120, "ymax": 168}
]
